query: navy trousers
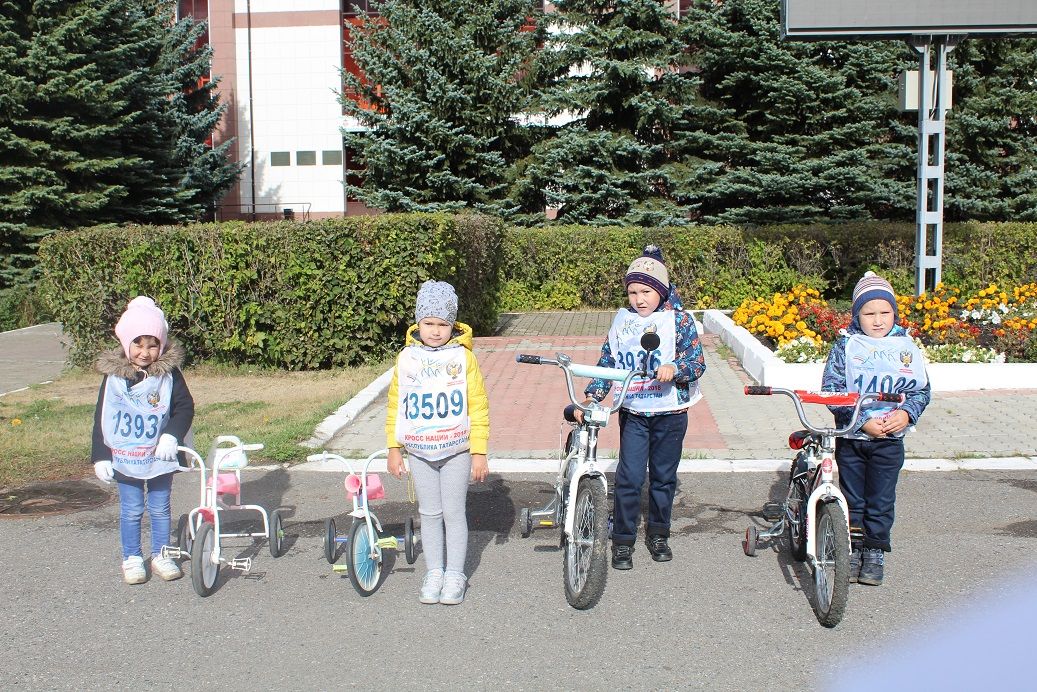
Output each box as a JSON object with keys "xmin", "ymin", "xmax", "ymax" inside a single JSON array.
[
  {"xmin": 836, "ymin": 437, "xmax": 905, "ymax": 552},
  {"xmin": 611, "ymin": 409, "xmax": 688, "ymax": 545}
]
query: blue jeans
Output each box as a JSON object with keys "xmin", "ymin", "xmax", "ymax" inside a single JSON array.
[
  {"xmin": 115, "ymin": 472, "xmax": 175, "ymax": 559},
  {"xmin": 836, "ymin": 437, "xmax": 905, "ymax": 552},
  {"xmin": 611, "ymin": 410, "xmax": 688, "ymax": 545}
]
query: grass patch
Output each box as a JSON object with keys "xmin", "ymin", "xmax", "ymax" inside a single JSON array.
[
  {"xmin": 713, "ymin": 341, "xmax": 734, "ymax": 361},
  {"xmin": 0, "ymin": 360, "xmax": 392, "ymax": 488}
]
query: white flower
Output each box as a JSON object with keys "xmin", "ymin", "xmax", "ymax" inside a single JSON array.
[
  {"xmin": 990, "ymin": 313, "xmax": 1001, "ymax": 325},
  {"xmin": 962, "ymin": 351, "xmax": 973, "ymax": 363}
]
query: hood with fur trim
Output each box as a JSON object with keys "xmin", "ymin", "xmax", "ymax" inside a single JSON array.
[{"xmin": 95, "ymin": 338, "xmax": 186, "ymax": 379}]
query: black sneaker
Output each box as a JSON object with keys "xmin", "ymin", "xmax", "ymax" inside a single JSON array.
[
  {"xmin": 858, "ymin": 548, "xmax": 884, "ymax": 585},
  {"xmin": 645, "ymin": 534, "xmax": 672, "ymax": 562},
  {"xmin": 848, "ymin": 548, "xmax": 862, "ymax": 583},
  {"xmin": 612, "ymin": 544, "xmax": 633, "ymax": 570}
]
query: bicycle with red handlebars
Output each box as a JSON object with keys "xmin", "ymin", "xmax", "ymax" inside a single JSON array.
[{"xmin": 741, "ymin": 386, "xmax": 904, "ymax": 627}]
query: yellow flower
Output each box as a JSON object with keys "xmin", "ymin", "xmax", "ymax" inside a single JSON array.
[{"xmin": 11, "ymin": 418, "xmax": 22, "ymax": 426}]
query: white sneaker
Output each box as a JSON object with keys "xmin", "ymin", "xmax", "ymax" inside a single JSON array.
[
  {"xmin": 122, "ymin": 556, "xmax": 147, "ymax": 585},
  {"xmin": 439, "ymin": 571, "xmax": 467, "ymax": 605},
  {"xmin": 419, "ymin": 569, "xmax": 444, "ymax": 604},
  {"xmin": 150, "ymin": 554, "xmax": 182, "ymax": 581}
]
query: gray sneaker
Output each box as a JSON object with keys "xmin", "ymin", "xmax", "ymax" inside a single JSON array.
[
  {"xmin": 419, "ymin": 569, "xmax": 444, "ymax": 604},
  {"xmin": 439, "ymin": 571, "xmax": 467, "ymax": 605}
]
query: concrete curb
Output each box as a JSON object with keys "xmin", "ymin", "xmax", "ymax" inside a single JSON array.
[
  {"xmin": 282, "ymin": 455, "xmax": 1037, "ymax": 474},
  {"xmin": 300, "ymin": 367, "xmax": 394, "ymax": 448}
]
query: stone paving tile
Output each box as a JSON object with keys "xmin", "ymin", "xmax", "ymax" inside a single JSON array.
[{"xmin": 323, "ymin": 311, "xmax": 1037, "ymax": 461}]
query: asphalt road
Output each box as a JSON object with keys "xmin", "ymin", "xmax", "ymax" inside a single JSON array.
[{"xmin": 3, "ymin": 469, "xmax": 1037, "ymax": 690}]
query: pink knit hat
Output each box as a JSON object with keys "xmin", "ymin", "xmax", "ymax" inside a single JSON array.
[{"xmin": 114, "ymin": 296, "xmax": 168, "ymax": 357}]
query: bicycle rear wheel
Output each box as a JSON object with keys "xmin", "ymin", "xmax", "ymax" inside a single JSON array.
[
  {"xmin": 562, "ymin": 476, "xmax": 609, "ymax": 610},
  {"xmin": 785, "ymin": 475, "xmax": 808, "ymax": 562},
  {"xmin": 812, "ymin": 502, "xmax": 850, "ymax": 627}
]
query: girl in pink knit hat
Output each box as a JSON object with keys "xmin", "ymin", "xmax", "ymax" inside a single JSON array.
[{"xmin": 90, "ymin": 296, "xmax": 195, "ymax": 585}]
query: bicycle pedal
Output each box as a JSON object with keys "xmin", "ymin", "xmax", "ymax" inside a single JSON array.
[
  {"xmin": 160, "ymin": 546, "xmax": 183, "ymax": 560},
  {"xmin": 376, "ymin": 537, "xmax": 399, "ymax": 550},
  {"xmin": 762, "ymin": 502, "xmax": 783, "ymax": 521},
  {"xmin": 538, "ymin": 520, "xmax": 555, "ymax": 528},
  {"xmin": 228, "ymin": 557, "xmax": 252, "ymax": 572},
  {"xmin": 332, "ymin": 564, "xmax": 348, "ymax": 573}
]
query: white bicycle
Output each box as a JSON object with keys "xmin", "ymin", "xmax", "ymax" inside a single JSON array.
[
  {"xmin": 742, "ymin": 386, "xmax": 903, "ymax": 627},
  {"xmin": 515, "ymin": 332, "xmax": 659, "ymax": 610}
]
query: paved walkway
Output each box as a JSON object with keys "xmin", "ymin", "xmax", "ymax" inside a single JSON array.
[
  {"xmin": 325, "ymin": 312, "xmax": 1037, "ymax": 464},
  {"xmin": 0, "ymin": 323, "xmax": 68, "ymax": 396}
]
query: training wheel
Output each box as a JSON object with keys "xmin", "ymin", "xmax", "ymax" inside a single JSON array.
[
  {"xmin": 404, "ymin": 516, "xmax": 418, "ymax": 565},
  {"xmin": 269, "ymin": 509, "xmax": 285, "ymax": 558},
  {"xmin": 176, "ymin": 513, "xmax": 193, "ymax": 557},
  {"xmin": 520, "ymin": 507, "xmax": 532, "ymax": 538},
  {"xmin": 743, "ymin": 525, "xmax": 759, "ymax": 557},
  {"xmin": 324, "ymin": 517, "xmax": 337, "ymax": 564}
]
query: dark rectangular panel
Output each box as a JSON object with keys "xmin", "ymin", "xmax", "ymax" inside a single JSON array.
[{"xmin": 782, "ymin": 0, "xmax": 1037, "ymax": 38}]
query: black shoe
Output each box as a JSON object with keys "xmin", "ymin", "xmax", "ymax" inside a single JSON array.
[
  {"xmin": 645, "ymin": 534, "xmax": 672, "ymax": 562},
  {"xmin": 612, "ymin": 544, "xmax": 633, "ymax": 570},
  {"xmin": 858, "ymin": 548, "xmax": 884, "ymax": 585},
  {"xmin": 848, "ymin": 548, "xmax": 862, "ymax": 583}
]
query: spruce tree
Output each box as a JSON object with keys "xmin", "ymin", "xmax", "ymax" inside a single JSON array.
[
  {"xmin": 680, "ymin": 0, "xmax": 917, "ymax": 225},
  {"xmin": 680, "ymin": 0, "xmax": 1037, "ymax": 225},
  {"xmin": 0, "ymin": 0, "xmax": 238, "ymax": 291},
  {"xmin": 511, "ymin": 0, "xmax": 722, "ymax": 226},
  {"xmin": 342, "ymin": 0, "xmax": 543, "ymax": 213},
  {"xmin": 944, "ymin": 38, "xmax": 1037, "ymax": 221},
  {"xmin": 160, "ymin": 11, "xmax": 240, "ymax": 220}
]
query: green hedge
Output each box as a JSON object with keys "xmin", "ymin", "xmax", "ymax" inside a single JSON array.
[
  {"xmin": 37, "ymin": 216, "xmax": 1037, "ymax": 369},
  {"xmin": 39, "ymin": 213, "xmax": 503, "ymax": 368},
  {"xmin": 498, "ymin": 222, "xmax": 1037, "ymax": 310}
]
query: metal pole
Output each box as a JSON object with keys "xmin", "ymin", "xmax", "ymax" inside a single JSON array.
[
  {"xmin": 910, "ymin": 35, "xmax": 959, "ymax": 296},
  {"xmin": 247, "ymin": 0, "xmax": 257, "ymax": 221}
]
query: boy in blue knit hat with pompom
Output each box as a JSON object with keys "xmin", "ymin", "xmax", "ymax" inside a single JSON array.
[
  {"xmin": 578, "ymin": 246, "xmax": 706, "ymax": 570},
  {"xmin": 822, "ymin": 271, "xmax": 931, "ymax": 585}
]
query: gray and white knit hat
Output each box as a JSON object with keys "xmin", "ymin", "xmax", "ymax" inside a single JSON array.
[{"xmin": 415, "ymin": 280, "xmax": 458, "ymax": 325}]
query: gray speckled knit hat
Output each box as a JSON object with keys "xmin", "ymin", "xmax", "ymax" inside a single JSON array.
[{"xmin": 415, "ymin": 280, "xmax": 458, "ymax": 325}]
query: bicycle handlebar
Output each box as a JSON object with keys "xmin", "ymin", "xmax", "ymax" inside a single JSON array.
[
  {"xmin": 744, "ymin": 385, "xmax": 905, "ymax": 437},
  {"xmin": 515, "ymin": 352, "xmax": 647, "ymax": 418}
]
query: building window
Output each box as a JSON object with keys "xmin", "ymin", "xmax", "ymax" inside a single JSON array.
[
  {"xmin": 296, "ymin": 151, "xmax": 317, "ymax": 166},
  {"xmin": 322, "ymin": 150, "xmax": 343, "ymax": 165},
  {"xmin": 271, "ymin": 151, "xmax": 290, "ymax": 166}
]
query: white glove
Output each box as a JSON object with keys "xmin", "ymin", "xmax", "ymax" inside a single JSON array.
[
  {"xmin": 155, "ymin": 434, "xmax": 179, "ymax": 461},
  {"xmin": 94, "ymin": 460, "xmax": 114, "ymax": 484}
]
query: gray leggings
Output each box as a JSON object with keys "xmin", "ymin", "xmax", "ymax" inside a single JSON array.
[{"xmin": 410, "ymin": 451, "xmax": 471, "ymax": 574}]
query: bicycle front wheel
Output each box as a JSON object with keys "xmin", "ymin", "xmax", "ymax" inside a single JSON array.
[
  {"xmin": 812, "ymin": 502, "xmax": 850, "ymax": 627},
  {"xmin": 562, "ymin": 477, "xmax": 609, "ymax": 610},
  {"xmin": 346, "ymin": 519, "xmax": 383, "ymax": 597}
]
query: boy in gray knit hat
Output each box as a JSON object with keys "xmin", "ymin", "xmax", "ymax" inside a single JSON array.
[{"xmin": 385, "ymin": 280, "xmax": 490, "ymax": 605}]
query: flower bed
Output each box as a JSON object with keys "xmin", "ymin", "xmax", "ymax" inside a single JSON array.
[
  {"xmin": 730, "ymin": 283, "xmax": 1037, "ymax": 365},
  {"xmin": 704, "ymin": 310, "xmax": 1037, "ymax": 392}
]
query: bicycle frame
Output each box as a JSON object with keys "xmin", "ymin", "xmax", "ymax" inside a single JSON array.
[
  {"xmin": 745, "ymin": 386, "xmax": 903, "ymax": 566},
  {"xmin": 517, "ymin": 352, "xmax": 643, "ymax": 541}
]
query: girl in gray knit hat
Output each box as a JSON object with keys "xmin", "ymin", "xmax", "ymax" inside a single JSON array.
[{"xmin": 385, "ymin": 280, "xmax": 490, "ymax": 605}]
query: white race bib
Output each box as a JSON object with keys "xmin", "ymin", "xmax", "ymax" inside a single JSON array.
[
  {"xmin": 845, "ymin": 334, "xmax": 928, "ymax": 422},
  {"xmin": 608, "ymin": 309, "xmax": 698, "ymax": 413},
  {"xmin": 101, "ymin": 374, "xmax": 180, "ymax": 478},
  {"xmin": 395, "ymin": 346, "xmax": 471, "ymax": 461}
]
